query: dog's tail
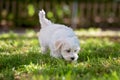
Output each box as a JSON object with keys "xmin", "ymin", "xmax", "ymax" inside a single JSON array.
[{"xmin": 38, "ymin": 9, "xmax": 52, "ymax": 28}]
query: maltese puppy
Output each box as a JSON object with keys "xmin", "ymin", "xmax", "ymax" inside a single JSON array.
[{"xmin": 38, "ymin": 10, "xmax": 80, "ymax": 61}]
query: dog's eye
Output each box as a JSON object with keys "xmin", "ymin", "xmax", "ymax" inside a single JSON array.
[
  {"xmin": 74, "ymin": 50, "xmax": 77, "ymax": 52},
  {"xmin": 66, "ymin": 49, "xmax": 71, "ymax": 53}
]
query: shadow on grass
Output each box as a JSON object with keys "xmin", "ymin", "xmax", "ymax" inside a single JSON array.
[
  {"xmin": 0, "ymin": 52, "xmax": 46, "ymax": 70},
  {"xmin": 78, "ymin": 39, "xmax": 120, "ymax": 62},
  {"xmin": 0, "ymin": 51, "xmax": 65, "ymax": 71}
]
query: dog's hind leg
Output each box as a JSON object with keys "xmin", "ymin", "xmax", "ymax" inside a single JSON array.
[{"xmin": 39, "ymin": 40, "xmax": 48, "ymax": 54}]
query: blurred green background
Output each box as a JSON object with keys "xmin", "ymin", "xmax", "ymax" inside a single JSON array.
[{"xmin": 0, "ymin": 0, "xmax": 120, "ymax": 30}]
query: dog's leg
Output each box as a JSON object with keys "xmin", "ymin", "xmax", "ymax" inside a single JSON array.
[
  {"xmin": 50, "ymin": 50, "xmax": 62, "ymax": 58},
  {"xmin": 38, "ymin": 37, "xmax": 48, "ymax": 54},
  {"xmin": 50, "ymin": 51, "xmax": 58, "ymax": 58},
  {"xmin": 41, "ymin": 46, "xmax": 48, "ymax": 54}
]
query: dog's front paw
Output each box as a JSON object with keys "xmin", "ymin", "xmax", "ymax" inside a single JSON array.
[{"xmin": 41, "ymin": 47, "xmax": 48, "ymax": 54}]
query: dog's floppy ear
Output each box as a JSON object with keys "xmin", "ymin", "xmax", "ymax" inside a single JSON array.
[{"xmin": 54, "ymin": 40, "xmax": 63, "ymax": 51}]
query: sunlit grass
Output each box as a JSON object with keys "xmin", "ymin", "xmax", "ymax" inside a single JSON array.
[
  {"xmin": 75, "ymin": 28, "xmax": 120, "ymax": 37},
  {"xmin": 0, "ymin": 29, "xmax": 120, "ymax": 80}
]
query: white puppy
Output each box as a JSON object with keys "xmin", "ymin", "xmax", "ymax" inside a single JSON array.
[{"xmin": 38, "ymin": 10, "xmax": 80, "ymax": 61}]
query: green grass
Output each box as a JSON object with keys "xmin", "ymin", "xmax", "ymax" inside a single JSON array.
[{"xmin": 0, "ymin": 29, "xmax": 120, "ymax": 80}]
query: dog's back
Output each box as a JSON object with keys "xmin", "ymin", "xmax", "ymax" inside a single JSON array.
[{"xmin": 38, "ymin": 10, "xmax": 76, "ymax": 47}]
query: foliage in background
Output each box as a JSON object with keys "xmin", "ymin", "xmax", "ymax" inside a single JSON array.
[
  {"xmin": 10, "ymin": 0, "xmax": 116, "ymax": 2},
  {"xmin": 0, "ymin": 0, "xmax": 120, "ymax": 28}
]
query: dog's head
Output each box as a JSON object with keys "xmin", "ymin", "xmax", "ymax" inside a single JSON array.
[{"xmin": 55, "ymin": 37, "xmax": 80, "ymax": 61}]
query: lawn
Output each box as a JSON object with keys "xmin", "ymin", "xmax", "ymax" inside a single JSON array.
[{"xmin": 0, "ymin": 29, "xmax": 120, "ymax": 80}]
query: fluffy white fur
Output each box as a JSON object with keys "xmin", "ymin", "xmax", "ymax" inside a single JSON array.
[{"xmin": 38, "ymin": 10, "xmax": 80, "ymax": 61}]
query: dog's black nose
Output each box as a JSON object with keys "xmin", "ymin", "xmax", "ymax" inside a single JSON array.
[{"xmin": 71, "ymin": 57, "xmax": 75, "ymax": 60}]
